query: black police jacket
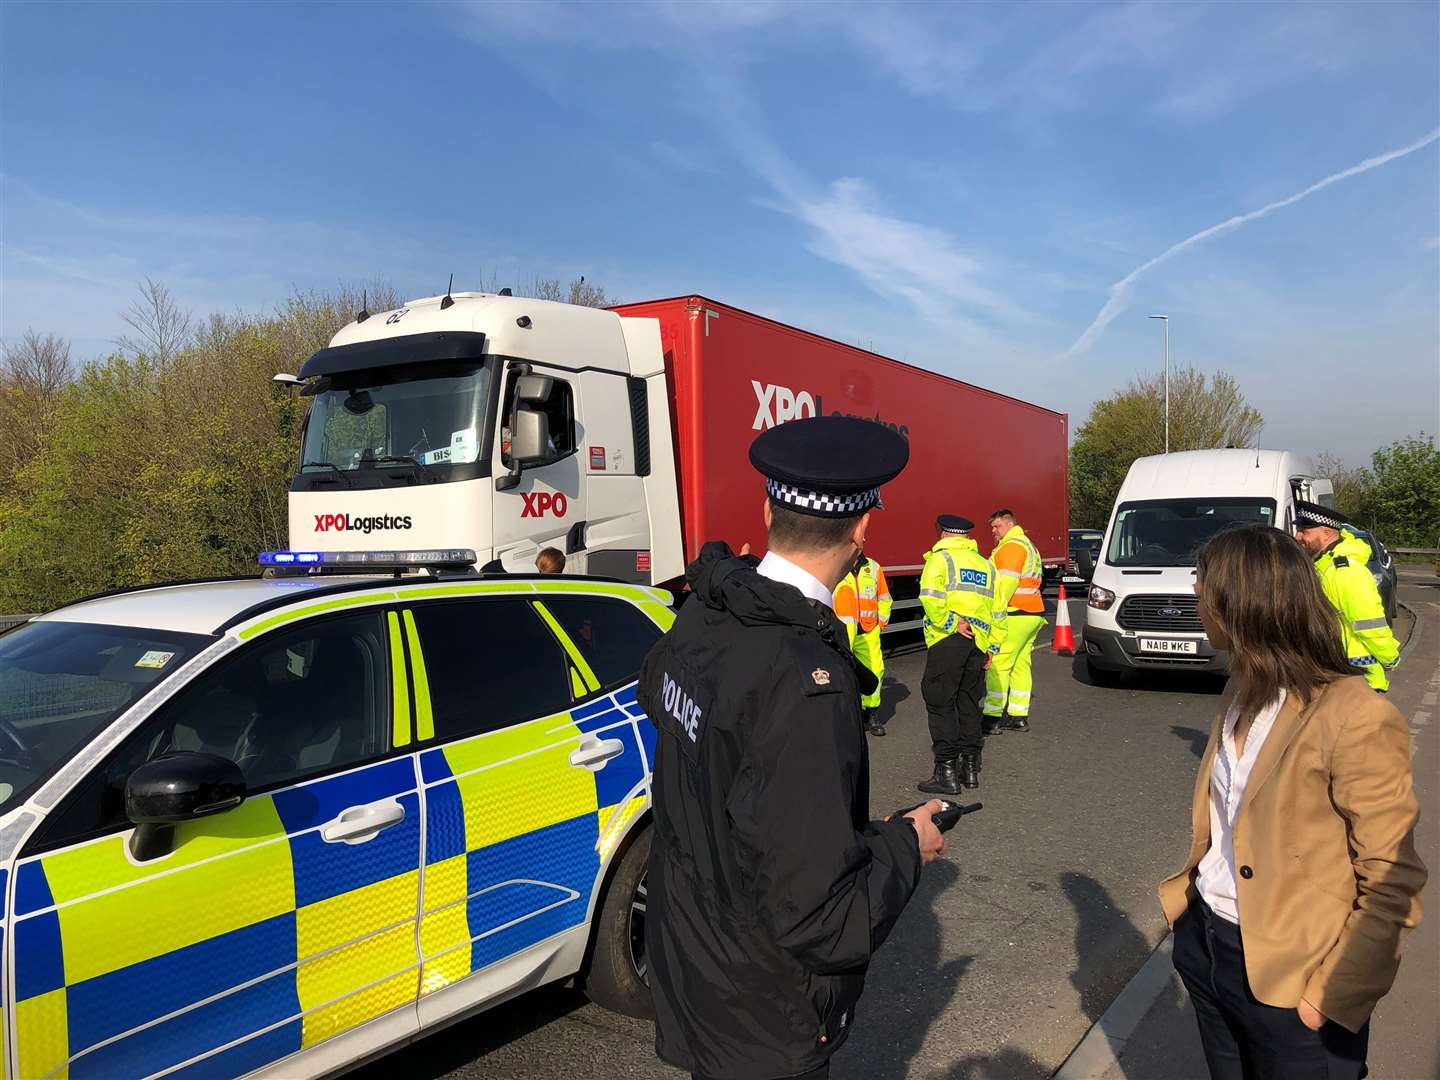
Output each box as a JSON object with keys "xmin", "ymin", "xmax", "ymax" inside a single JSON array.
[{"xmin": 638, "ymin": 543, "xmax": 923, "ymax": 1079}]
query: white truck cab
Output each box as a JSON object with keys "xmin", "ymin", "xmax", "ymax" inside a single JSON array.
[
  {"xmin": 1081, "ymin": 449, "xmax": 1332, "ymax": 683},
  {"xmin": 281, "ymin": 291, "xmax": 683, "ymax": 583}
]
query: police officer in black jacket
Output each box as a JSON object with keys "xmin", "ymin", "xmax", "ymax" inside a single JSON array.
[{"xmin": 639, "ymin": 416, "xmax": 946, "ymax": 1080}]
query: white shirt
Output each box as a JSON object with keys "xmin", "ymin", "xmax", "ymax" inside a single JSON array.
[
  {"xmin": 756, "ymin": 551, "xmax": 835, "ymax": 610},
  {"xmin": 1195, "ymin": 690, "xmax": 1287, "ymax": 925}
]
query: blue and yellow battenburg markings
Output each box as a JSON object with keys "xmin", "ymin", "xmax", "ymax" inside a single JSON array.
[
  {"xmin": 415, "ymin": 683, "xmax": 653, "ymax": 998},
  {"xmin": 8, "ymin": 587, "xmax": 668, "ymax": 1078},
  {"xmin": 10, "ymin": 758, "xmax": 423, "ymax": 1080}
]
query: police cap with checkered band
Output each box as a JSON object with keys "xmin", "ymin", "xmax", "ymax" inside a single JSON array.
[
  {"xmin": 1293, "ymin": 500, "xmax": 1347, "ymax": 531},
  {"xmin": 749, "ymin": 415, "xmax": 909, "ymax": 518}
]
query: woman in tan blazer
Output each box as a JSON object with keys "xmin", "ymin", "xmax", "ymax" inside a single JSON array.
[{"xmin": 1159, "ymin": 525, "xmax": 1425, "ymax": 1080}]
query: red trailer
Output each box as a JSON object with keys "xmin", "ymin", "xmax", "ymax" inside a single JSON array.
[{"xmin": 611, "ymin": 296, "xmax": 1069, "ymax": 619}]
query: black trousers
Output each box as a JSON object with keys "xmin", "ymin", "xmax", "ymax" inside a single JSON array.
[
  {"xmin": 693, "ymin": 1068, "xmax": 828, "ymax": 1080},
  {"xmin": 921, "ymin": 632, "xmax": 986, "ymax": 759},
  {"xmin": 1173, "ymin": 899, "xmax": 1369, "ymax": 1080}
]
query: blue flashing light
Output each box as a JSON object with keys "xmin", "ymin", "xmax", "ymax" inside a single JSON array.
[{"xmin": 259, "ymin": 551, "xmax": 323, "ymax": 565}]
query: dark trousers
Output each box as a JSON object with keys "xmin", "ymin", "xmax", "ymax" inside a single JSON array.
[
  {"xmin": 1173, "ymin": 899, "xmax": 1369, "ymax": 1080},
  {"xmin": 921, "ymin": 632, "xmax": 986, "ymax": 760},
  {"xmin": 693, "ymin": 1068, "xmax": 828, "ymax": 1080}
]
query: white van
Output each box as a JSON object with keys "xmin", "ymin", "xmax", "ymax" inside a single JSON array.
[{"xmin": 1081, "ymin": 449, "xmax": 1332, "ymax": 683}]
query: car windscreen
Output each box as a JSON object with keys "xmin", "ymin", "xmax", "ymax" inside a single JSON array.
[
  {"xmin": 1105, "ymin": 498, "xmax": 1276, "ymax": 567},
  {"xmin": 0, "ymin": 620, "xmax": 210, "ymax": 817},
  {"xmin": 298, "ymin": 361, "xmax": 492, "ymax": 484}
]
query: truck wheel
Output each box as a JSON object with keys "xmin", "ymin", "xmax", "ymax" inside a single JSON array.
[
  {"xmin": 1086, "ymin": 658, "xmax": 1123, "ymax": 687},
  {"xmin": 584, "ymin": 825, "xmax": 653, "ymax": 1019}
]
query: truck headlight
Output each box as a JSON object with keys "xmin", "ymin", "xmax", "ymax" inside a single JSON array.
[{"xmin": 1088, "ymin": 584, "xmax": 1116, "ymax": 610}]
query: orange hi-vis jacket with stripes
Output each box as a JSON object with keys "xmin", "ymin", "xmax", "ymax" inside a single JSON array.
[
  {"xmin": 992, "ymin": 525, "xmax": 1045, "ymax": 615},
  {"xmin": 834, "ymin": 557, "xmax": 892, "ymax": 638}
]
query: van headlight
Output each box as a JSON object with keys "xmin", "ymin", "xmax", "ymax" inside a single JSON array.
[{"xmin": 1088, "ymin": 584, "xmax": 1116, "ymax": 610}]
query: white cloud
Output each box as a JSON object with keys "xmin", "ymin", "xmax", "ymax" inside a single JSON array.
[{"xmin": 650, "ymin": 140, "xmax": 716, "ymax": 175}]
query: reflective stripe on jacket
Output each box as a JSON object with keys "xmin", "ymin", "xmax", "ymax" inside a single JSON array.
[
  {"xmin": 1315, "ymin": 530, "xmax": 1400, "ymax": 691},
  {"xmin": 991, "ymin": 525, "xmax": 1045, "ymax": 624},
  {"xmin": 835, "ymin": 558, "xmax": 892, "ymax": 639},
  {"xmin": 920, "ymin": 536, "xmax": 997, "ymax": 651}
]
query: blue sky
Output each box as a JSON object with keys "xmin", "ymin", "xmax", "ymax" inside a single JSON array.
[{"xmin": 2, "ymin": 0, "xmax": 1437, "ymax": 463}]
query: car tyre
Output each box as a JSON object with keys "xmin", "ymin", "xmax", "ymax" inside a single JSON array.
[
  {"xmin": 584, "ymin": 824, "xmax": 654, "ymax": 1019},
  {"xmin": 1086, "ymin": 658, "xmax": 1123, "ymax": 687}
]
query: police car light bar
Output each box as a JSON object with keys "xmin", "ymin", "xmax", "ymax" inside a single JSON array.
[{"xmin": 259, "ymin": 549, "xmax": 478, "ymax": 567}]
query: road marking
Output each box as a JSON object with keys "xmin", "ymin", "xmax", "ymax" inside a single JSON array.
[
  {"xmin": 1414, "ymin": 711, "xmax": 1432, "ymax": 728},
  {"xmin": 1422, "ymin": 691, "xmax": 1437, "ymax": 707}
]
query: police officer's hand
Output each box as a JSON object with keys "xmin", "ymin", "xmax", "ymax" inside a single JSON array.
[
  {"xmin": 956, "ymin": 622, "xmax": 974, "ymax": 639},
  {"xmin": 904, "ymin": 799, "xmax": 946, "ymax": 866}
]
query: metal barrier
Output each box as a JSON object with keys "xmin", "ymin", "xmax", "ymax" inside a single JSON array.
[
  {"xmin": 1392, "ymin": 548, "xmax": 1440, "ymax": 556},
  {"xmin": 0, "ymin": 614, "xmax": 37, "ymax": 632}
]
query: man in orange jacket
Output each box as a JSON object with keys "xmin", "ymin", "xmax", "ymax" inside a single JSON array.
[{"xmin": 834, "ymin": 551, "xmax": 893, "ymax": 736}]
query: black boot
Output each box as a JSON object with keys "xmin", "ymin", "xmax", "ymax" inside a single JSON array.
[
  {"xmin": 864, "ymin": 708, "xmax": 886, "ymax": 737},
  {"xmin": 1003, "ymin": 714, "xmax": 1030, "ymax": 732},
  {"xmin": 982, "ymin": 716, "xmax": 1004, "ymax": 736},
  {"xmin": 918, "ymin": 759, "xmax": 962, "ymax": 795},
  {"xmin": 959, "ymin": 752, "xmax": 980, "ymax": 789}
]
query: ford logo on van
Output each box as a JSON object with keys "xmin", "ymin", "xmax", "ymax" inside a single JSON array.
[{"xmin": 1159, "ymin": 607, "xmax": 1184, "ymax": 617}]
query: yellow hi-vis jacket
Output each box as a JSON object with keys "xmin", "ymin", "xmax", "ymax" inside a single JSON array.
[
  {"xmin": 1314, "ymin": 530, "xmax": 1400, "ymax": 691},
  {"xmin": 990, "ymin": 524, "xmax": 1044, "ymax": 647},
  {"xmin": 834, "ymin": 557, "xmax": 892, "ymax": 646},
  {"xmin": 920, "ymin": 536, "xmax": 998, "ymax": 652}
]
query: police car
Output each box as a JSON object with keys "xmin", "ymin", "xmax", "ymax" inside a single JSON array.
[{"xmin": 0, "ymin": 559, "xmax": 669, "ymax": 1078}]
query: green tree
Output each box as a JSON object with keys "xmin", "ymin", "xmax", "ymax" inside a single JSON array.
[
  {"xmin": 1069, "ymin": 367, "xmax": 1264, "ymax": 527},
  {"xmin": 1364, "ymin": 433, "xmax": 1439, "ymax": 549}
]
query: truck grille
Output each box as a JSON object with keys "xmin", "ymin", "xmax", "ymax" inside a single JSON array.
[{"xmin": 1117, "ymin": 594, "xmax": 1203, "ymax": 633}]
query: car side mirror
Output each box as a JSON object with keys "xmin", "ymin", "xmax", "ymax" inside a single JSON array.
[{"xmin": 125, "ymin": 752, "xmax": 246, "ymax": 861}]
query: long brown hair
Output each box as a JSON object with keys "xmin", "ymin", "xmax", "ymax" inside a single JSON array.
[{"xmin": 1195, "ymin": 525, "xmax": 1353, "ymax": 718}]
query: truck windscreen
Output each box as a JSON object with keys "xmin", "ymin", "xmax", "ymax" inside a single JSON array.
[
  {"xmin": 298, "ymin": 362, "xmax": 491, "ymax": 484},
  {"xmin": 1106, "ymin": 498, "xmax": 1276, "ymax": 567}
]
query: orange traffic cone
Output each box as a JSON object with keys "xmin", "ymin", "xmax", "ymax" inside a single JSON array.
[{"xmin": 1052, "ymin": 584, "xmax": 1076, "ymax": 655}]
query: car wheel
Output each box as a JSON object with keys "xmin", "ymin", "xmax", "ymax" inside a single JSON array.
[
  {"xmin": 1086, "ymin": 658, "xmax": 1123, "ymax": 687},
  {"xmin": 584, "ymin": 824, "xmax": 653, "ymax": 1019}
]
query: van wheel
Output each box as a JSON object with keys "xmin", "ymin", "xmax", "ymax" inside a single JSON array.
[
  {"xmin": 1086, "ymin": 658, "xmax": 1123, "ymax": 687},
  {"xmin": 584, "ymin": 825, "xmax": 653, "ymax": 1019}
]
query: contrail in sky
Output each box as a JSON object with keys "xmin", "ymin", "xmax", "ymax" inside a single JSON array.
[{"xmin": 1065, "ymin": 127, "xmax": 1440, "ymax": 356}]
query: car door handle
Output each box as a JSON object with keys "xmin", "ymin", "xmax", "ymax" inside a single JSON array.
[
  {"xmin": 569, "ymin": 737, "xmax": 625, "ymax": 772},
  {"xmin": 321, "ymin": 799, "xmax": 406, "ymax": 844}
]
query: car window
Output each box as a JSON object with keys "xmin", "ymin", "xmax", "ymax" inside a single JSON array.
[
  {"xmin": 538, "ymin": 596, "xmax": 662, "ymax": 691},
  {"xmin": 0, "ymin": 621, "xmax": 209, "ymax": 819},
  {"xmin": 407, "ymin": 598, "xmax": 573, "ymax": 740},
  {"xmin": 30, "ymin": 612, "xmax": 388, "ymax": 850}
]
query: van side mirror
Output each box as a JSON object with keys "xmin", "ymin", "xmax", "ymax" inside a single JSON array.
[
  {"xmin": 1077, "ymin": 548, "xmax": 1094, "ymax": 579},
  {"xmin": 125, "ymin": 752, "xmax": 246, "ymax": 861}
]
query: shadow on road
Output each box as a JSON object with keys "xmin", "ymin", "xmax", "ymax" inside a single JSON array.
[
  {"xmin": 1068, "ymin": 655, "xmax": 1227, "ymax": 698},
  {"xmin": 1062, "ymin": 871, "xmax": 1153, "ymax": 1025},
  {"xmin": 349, "ymin": 984, "xmax": 593, "ymax": 1080},
  {"xmin": 841, "ymin": 859, "xmax": 972, "ymax": 1080},
  {"xmin": 876, "ymin": 677, "xmax": 913, "ymax": 726},
  {"xmin": 1169, "ymin": 725, "xmax": 1210, "ymax": 760}
]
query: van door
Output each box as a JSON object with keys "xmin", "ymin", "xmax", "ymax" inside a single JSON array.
[{"xmin": 491, "ymin": 369, "xmax": 587, "ymax": 572}]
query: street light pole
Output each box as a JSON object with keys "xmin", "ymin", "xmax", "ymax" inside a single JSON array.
[{"xmin": 1148, "ymin": 314, "xmax": 1169, "ymax": 453}]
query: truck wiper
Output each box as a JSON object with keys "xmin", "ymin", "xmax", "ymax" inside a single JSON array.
[
  {"xmin": 302, "ymin": 461, "xmax": 354, "ymax": 487},
  {"xmin": 371, "ymin": 454, "xmax": 429, "ymax": 472}
]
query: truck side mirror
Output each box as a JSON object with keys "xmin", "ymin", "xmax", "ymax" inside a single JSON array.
[
  {"xmin": 496, "ymin": 406, "xmax": 553, "ymax": 491},
  {"xmin": 515, "ymin": 374, "xmax": 554, "ymax": 405},
  {"xmin": 125, "ymin": 751, "xmax": 246, "ymax": 861}
]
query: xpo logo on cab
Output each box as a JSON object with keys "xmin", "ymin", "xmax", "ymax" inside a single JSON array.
[{"xmin": 520, "ymin": 492, "xmax": 569, "ymax": 518}]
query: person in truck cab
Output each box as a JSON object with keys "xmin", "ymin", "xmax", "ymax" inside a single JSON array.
[{"xmin": 1292, "ymin": 501, "xmax": 1400, "ymax": 692}]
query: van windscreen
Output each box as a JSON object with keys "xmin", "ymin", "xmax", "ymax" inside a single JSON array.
[{"xmin": 1106, "ymin": 498, "xmax": 1276, "ymax": 567}]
